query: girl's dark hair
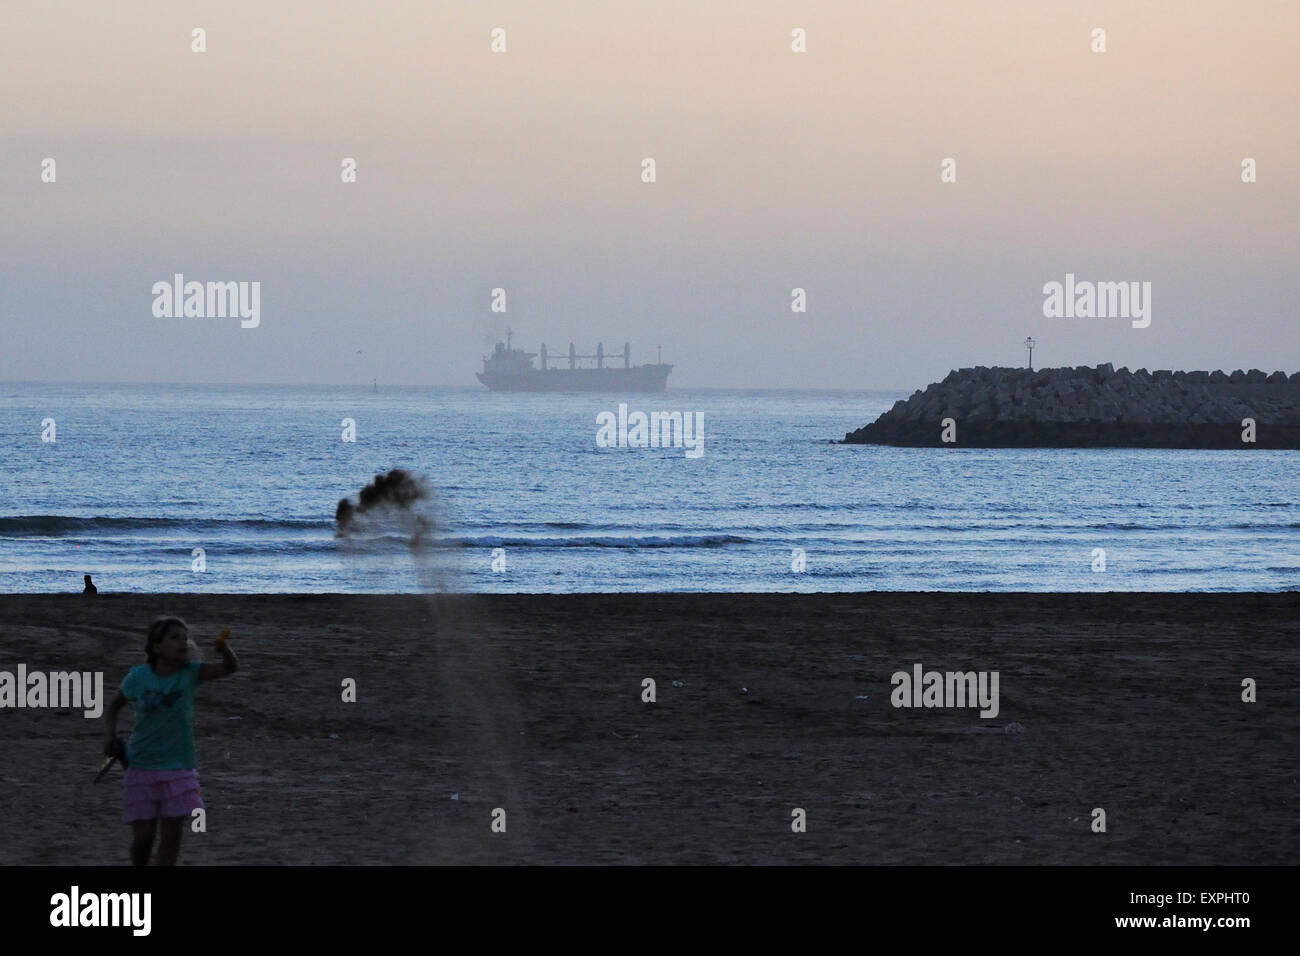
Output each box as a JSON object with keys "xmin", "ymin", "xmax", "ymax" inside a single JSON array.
[{"xmin": 145, "ymin": 616, "xmax": 188, "ymax": 669}]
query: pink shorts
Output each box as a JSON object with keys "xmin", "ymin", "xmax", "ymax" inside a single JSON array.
[{"xmin": 122, "ymin": 768, "xmax": 205, "ymax": 823}]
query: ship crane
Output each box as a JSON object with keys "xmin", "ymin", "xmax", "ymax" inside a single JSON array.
[{"xmin": 539, "ymin": 341, "xmax": 633, "ymax": 370}]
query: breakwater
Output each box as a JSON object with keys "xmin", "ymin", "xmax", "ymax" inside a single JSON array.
[{"xmin": 845, "ymin": 365, "xmax": 1300, "ymax": 448}]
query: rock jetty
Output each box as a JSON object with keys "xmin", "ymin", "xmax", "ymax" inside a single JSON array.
[{"xmin": 844, "ymin": 364, "xmax": 1300, "ymax": 448}]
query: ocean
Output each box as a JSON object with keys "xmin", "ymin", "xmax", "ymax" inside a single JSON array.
[{"xmin": 1, "ymin": 382, "xmax": 1295, "ymax": 593}]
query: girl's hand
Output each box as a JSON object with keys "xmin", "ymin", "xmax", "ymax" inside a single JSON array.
[
  {"xmin": 104, "ymin": 737, "xmax": 120, "ymax": 758},
  {"xmin": 200, "ymin": 631, "xmax": 239, "ymax": 681}
]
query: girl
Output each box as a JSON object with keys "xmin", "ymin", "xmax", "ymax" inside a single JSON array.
[{"xmin": 103, "ymin": 616, "xmax": 239, "ymax": 865}]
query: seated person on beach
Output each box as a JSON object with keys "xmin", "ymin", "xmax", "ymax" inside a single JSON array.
[{"xmin": 83, "ymin": 575, "xmax": 97, "ymax": 595}]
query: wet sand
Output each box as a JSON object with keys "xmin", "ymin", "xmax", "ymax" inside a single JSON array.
[{"xmin": 1, "ymin": 592, "xmax": 1296, "ymax": 865}]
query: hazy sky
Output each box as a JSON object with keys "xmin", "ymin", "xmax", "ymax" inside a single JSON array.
[{"xmin": 2, "ymin": 0, "xmax": 1296, "ymax": 389}]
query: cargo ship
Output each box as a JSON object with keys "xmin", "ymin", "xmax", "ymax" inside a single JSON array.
[{"xmin": 477, "ymin": 330, "xmax": 672, "ymax": 392}]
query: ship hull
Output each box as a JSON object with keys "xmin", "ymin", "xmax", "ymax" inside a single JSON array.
[{"xmin": 477, "ymin": 365, "xmax": 672, "ymax": 392}]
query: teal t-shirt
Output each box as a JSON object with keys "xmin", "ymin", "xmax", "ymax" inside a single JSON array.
[{"xmin": 121, "ymin": 661, "xmax": 203, "ymax": 770}]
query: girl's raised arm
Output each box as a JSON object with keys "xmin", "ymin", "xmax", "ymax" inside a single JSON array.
[{"xmin": 198, "ymin": 634, "xmax": 239, "ymax": 681}]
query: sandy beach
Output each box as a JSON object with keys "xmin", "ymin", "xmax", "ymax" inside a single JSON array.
[{"xmin": 1, "ymin": 592, "xmax": 1296, "ymax": 865}]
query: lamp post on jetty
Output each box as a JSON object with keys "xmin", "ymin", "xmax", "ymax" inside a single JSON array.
[{"xmin": 1024, "ymin": 336, "xmax": 1035, "ymax": 371}]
